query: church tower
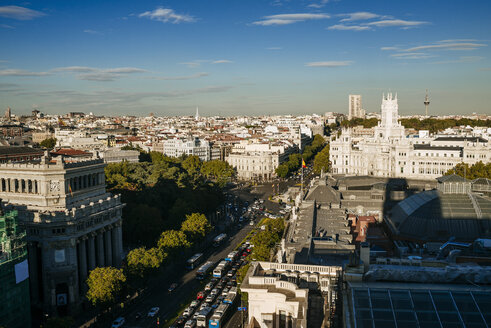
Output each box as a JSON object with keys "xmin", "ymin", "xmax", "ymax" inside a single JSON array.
[{"xmin": 375, "ymin": 92, "xmax": 405, "ymax": 140}]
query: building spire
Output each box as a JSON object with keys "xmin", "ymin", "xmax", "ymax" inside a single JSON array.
[
  {"xmin": 195, "ymin": 106, "xmax": 199, "ymax": 120},
  {"xmin": 424, "ymin": 89, "xmax": 430, "ymax": 117}
]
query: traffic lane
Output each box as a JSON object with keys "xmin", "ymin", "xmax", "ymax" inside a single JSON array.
[{"xmin": 134, "ymin": 224, "xmax": 254, "ymax": 328}]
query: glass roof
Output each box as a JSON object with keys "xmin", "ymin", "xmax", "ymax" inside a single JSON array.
[{"xmin": 352, "ymin": 287, "xmax": 490, "ymax": 328}]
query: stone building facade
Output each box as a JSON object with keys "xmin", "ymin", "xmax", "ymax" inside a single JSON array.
[
  {"xmin": 0, "ymin": 155, "xmax": 124, "ymax": 315},
  {"xmin": 330, "ymin": 93, "xmax": 490, "ymax": 180}
]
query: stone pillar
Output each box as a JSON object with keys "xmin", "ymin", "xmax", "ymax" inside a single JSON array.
[
  {"xmin": 104, "ymin": 230, "xmax": 113, "ymax": 267},
  {"xmin": 96, "ymin": 232, "xmax": 105, "ymax": 267},
  {"xmin": 117, "ymin": 224, "xmax": 123, "ymax": 262},
  {"xmin": 78, "ymin": 238, "xmax": 88, "ymax": 287},
  {"xmin": 87, "ymin": 235, "xmax": 96, "ymax": 271},
  {"xmin": 111, "ymin": 228, "xmax": 120, "ymax": 266}
]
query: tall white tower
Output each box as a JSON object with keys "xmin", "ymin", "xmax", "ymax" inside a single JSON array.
[
  {"xmin": 195, "ymin": 106, "xmax": 200, "ymax": 120},
  {"xmin": 375, "ymin": 92, "xmax": 405, "ymax": 140},
  {"xmin": 348, "ymin": 95, "xmax": 364, "ymax": 120}
]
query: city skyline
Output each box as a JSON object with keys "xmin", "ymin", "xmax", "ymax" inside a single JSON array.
[{"xmin": 1, "ymin": 0, "xmax": 490, "ymax": 116}]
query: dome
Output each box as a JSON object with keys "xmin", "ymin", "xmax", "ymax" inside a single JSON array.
[{"xmin": 386, "ymin": 190, "xmax": 491, "ymax": 242}]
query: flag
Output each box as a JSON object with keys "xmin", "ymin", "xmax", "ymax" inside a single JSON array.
[
  {"xmin": 68, "ymin": 185, "xmax": 73, "ymax": 197},
  {"xmin": 302, "ymin": 159, "xmax": 306, "ymax": 168}
]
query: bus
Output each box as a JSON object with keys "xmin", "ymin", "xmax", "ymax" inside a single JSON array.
[
  {"xmin": 209, "ymin": 304, "xmax": 230, "ymax": 328},
  {"xmin": 196, "ymin": 306, "xmax": 213, "ymax": 327},
  {"xmin": 212, "ymin": 260, "xmax": 228, "ymax": 278},
  {"xmin": 224, "ymin": 287, "xmax": 237, "ymax": 305},
  {"xmin": 225, "ymin": 251, "xmax": 238, "ymax": 262},
  {"xmin": 186, "ymin": 253, "xmax": 203, "ymax": 270},
  {"xmin": 196, "ymin": 261, "xmax": 214, "ymax": 280},
  {"xmin": 213, "ymin": 233, "xmax": 227, "ymax": 247}
]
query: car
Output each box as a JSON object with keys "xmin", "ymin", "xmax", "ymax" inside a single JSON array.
[
  {"xmin": 190, "ymin": 300, "xmax": 199, "ymax": 308},
  {"xmin": 197, "ymin": 291, "xmax": 205, "ymax": 300},
  {"xmin": 222, "ymin": 288, "xmax": 230, "ymax": 296},
  {"xmin": 147, "ymin": 307, "xmax": 160, "ymax": 317},
  {"xmin": 168, "ymin": 283, "xmax": 178, "ymax": 292},
  {"xmin": 204, "ymin": 282, "xmax": 213, "ymax": 291},
  {"xmin": 183, "ymin": 307, "xmax": 194, "ymax": 317},
  {"xmin": 174, "ymin": 316, "xmax": 187, "ymax": 327},
  {"xmin": 111, "ymin": 317, "xmax": 125, "ymax": 328},
  {"xmin": 205, "ymin": 294, "xmax": 216, "ymax": 303},
  {"xmin": 184, "ymin": 319, "xmax": 197, "ymax": 328}
]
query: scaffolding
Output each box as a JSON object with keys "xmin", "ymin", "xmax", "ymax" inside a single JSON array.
[{"xmin": 0, "ymin": 208, "xmax": 31, "ymax": 328}]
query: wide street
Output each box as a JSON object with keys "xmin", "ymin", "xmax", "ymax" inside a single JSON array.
[{"xmin": 111, "ymin": 221, "xmax": 253, "ymax": 328}]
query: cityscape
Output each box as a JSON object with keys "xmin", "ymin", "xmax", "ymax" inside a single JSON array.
[{"xmin": 0, "ymin": 1, "xmax": 491, "ymax": 328}]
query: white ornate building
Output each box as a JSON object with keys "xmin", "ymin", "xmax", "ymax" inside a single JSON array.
[
  {"xmin": 226, "ymin": 141, "xmax": 293, "ymax": 181},
  {"xmin": 330, "ymin": 93, "xmax": 490, "ymax": 180},
  {"xmin": 0, "ymin": 153, "xmax": 124, "ymax": 315},
  {"xmin": 156, "ymin": 136, "xmax": 211, "ymax": 161}
]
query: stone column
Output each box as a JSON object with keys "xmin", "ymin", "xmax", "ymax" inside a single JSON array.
[
  {"xmin": 87, "ymin": 234, "xmax": 96, "ymax": 271},
  {"xmin": 111, "ymin": 228, "xmax": 120, "ymax": 266},
  {"xmin": 117, "ymin": 224, "xmax": 123, "ymax": 262},
  {"xmin": 104, "ymin": 230, "xmax": 112, "ymax": 267},
  {"xmin": 78, "ymin": 238, "xmax": 88, "ymax": 287},
  {"xmin": 96, "ymin": 232, "xmax": 105, "ymax": 267}
]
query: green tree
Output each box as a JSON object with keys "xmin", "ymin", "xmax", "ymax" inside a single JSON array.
[
  {"xmin": 181, "ymin": 213, "xmax": 213, "ymax": 241},
  {"xmin": 445, "ymin": 161, "xmax": 491, "ymax": 179},
  {"xmin": 126, "ymin": 247, "xmax": 165, "ymax": 278},
  {"xmin": 275, "ymin": 164, "xmax": 289, "ymax": 178},
  {"xmin": 313, "ymin": 145, "xmax": 330, "ymax": 174},
  {"xmin": 86, "ymin": 267, "xmax": 126, "ymax": 307},
  {"xmin": 158, "ymin": 230, "xmax": 191, "ymax": 256},
  {"xmin": 201, "ymin": 160, "xmax": 236, "ymax": 186},
  {"xmin": 182, "ymin": 155, "xmax": 203, "ymax": 183},
  {"xmin": 40, "ymin": 137, "xmax": 57, "ymax": 149}
]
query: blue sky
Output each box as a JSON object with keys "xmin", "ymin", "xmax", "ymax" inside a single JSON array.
[{"xmin": 1, "ymin": 0, "xmax": 490, "ymax": 117}]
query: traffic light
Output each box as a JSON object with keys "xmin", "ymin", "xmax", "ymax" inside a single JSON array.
[{"xmin": 156, "ymin": 317, "xmax": 160, "ymax": 326}]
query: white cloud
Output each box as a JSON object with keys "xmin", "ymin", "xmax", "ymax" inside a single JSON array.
[
  {"xmin": 390, "ymin": 53, "xmax": 436, "ymax": 60},
  {"xmin": 327, "ymin": 24, "xmax": 370, "ymax": 31},
  {"xmin": 180, "ymin": 59, "xmax": 232, "ymax": 67},
  {"xmin": 0, "ymin": 6, "xmax": 44, "ymax": 20},
  {"xmin": 139, "ymin": 7, "xmax": 195, "ymax": 24},
  {"xmin": 307, "ymin": 0, "xmax": 329, "ymax": 9},
  {"xmin": 83, "ymin": 29, "xmax": 102, "ymax": 35},
  {"xmin": 404, "ymin": 41, "xmax": 486, "ymax": 52},
  {"xmin": 212, "ymin": 60, "xmax": 233, "ymax": 64},
  {"xmin": 339, "ymin": 12, "xmax": 379, "ymax": 22},
  {"xmin": 433, "ymin": 56, "xmax": 484, "ymax": 64},
  {"xmin": 1, "ymin": 24, "xmax": 14, "ymax": 29},
  {"xmin": 0, "ymin": 69, "xmax": 50, "ymax": 76},
  {"xmin": 148, "ymin": 72, "xmax": 209, "ymax": 80},
  {"xmin": 267, "ymin": 47, "xmax": 283, "ymax": 50},
  {"xmin": 381, "ymin": 47, "xmax": 399, "ymax": 51},
  {"xmin": 367, "ymin": 19, "xmax": 428, "ymax": 28},
  {"xmin": 54, "ymin": 66, "xmax": 147, "ymax": 81},
  {"xmin": 305, "ymin": 61, "xmax": 353, "ymax": 67},
  {"xmin": 253, "ymin": 13, "xmax": 330, "ymax": 26}
]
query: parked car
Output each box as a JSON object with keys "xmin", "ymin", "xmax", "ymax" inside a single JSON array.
[
  {"xmin": 111, "ymin": 317, "xmax": 125, "ymax": 328},
  {"xmin": 147, "ymin": 307, "xmax": 159, "ymax": 317}
]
